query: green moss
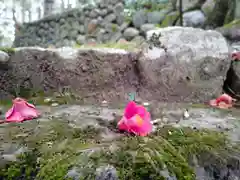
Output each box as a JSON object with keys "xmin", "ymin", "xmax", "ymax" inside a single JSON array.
[
  {"xmin": 223, "ymin": 19, "xmax": 240, "ymax": 28},
  {"xmin": 0, "ymin": 150, "xmax": 39, "ymax": 179},
  {"xmin": 124, "ymin": 16, "xmax": 132, "ymax": 23},
  {"xmin": 161, "ymin": 11, "xmax": 179, "ymax": 27},
  {"xmin": 0, "ymin": 47, "xmax": 15, "ymax": 54},
  {"xmin": 86, "ymin": 127, "xmax": 231, "ymax": 180},
  {"xmin": 76, "ymin": 42, "xmax": 139, "ymax": 51},
  {"xmin": 111, "ymin": 24, "xmax": 118, "ymax": 32},
  {"xmin": 1, "ymin": 123, "xmax": 237, "ymax": 180},
  {"xmin": 0, "ymin": 119, "xmax": 101, "ymax": 179},
  {"xmin": 0, "ymin": 87, "xmax": 80, "ymax": 107}
]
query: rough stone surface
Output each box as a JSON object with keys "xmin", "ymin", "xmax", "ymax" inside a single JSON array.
[
  {"xmin": 0, "ymin": 27, "xmax": 232, "ymax": 104},
  {"xmin": 123, "ymin": 28, "xmax": 140, "ymax": 40},
  {"xmin": 132, "ymin": 10, "xmax": 147, "ymax": 29},
  {"xmin": 183, "ymin": 10, "xmax": 206, "ymax": 28},
  {"xmin": 0, "ymin": 103, "xmax": 240, "ymax": 179},
  {"xmin": 147, "ymin": 10, "xmax": 170, "ymax": 24},
  {"xmin": 13, "ymin": 2, "xmax": 127, "ymax": 47},
  {"xmin": 140, "ymin": 24, "xmax": 156, "ymax": 34},
  {"xmin": 144, "ymin": 27, "xmax": 230, "ymax": 103}
]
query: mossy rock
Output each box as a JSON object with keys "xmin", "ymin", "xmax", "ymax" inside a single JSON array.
[
  {"xmin": 0, "ymin": 47, "xmax": 15, "ymax": 55},
  {"xmin": 0, "ymin": 119, "xmax": 239, "ymax": 180},
  {"xmin": 161, "ymin": 11, "xmax": 179, "ymax": 27},
  {"xmin": 74, "ymin": 42, "xmax": 139, "ymax": 51}
]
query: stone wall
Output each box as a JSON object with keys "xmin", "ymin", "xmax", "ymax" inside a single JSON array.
[
  {"xmin": 13, "ymin": 0, "xmax": 240, "ymax": 47},
  {"xmin": 14, "ymin": 0, "xmax": 127, "ymax": 47}
]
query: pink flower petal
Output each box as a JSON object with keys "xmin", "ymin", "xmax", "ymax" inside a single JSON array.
[
  {"xmin": 209, "ymin": 93, "xmax": 235, "ymax": 109},
  {"xmin": 5, "ymin": 107, "xmax": 14, "ymax": 119},
  {"xmin": 5, "ymin": 97, "xmax": 39, "ymax": 122},
  {"xmin": 124, "ymin": 101, "xmax": 137, "ymax": 119},
  {"xmin": 118, "ymin": 101, "xmax": 153, "ymax": 136},
  {"xmin": 6, "ymin": 111, "xmax": 24, "ymax": 122}
]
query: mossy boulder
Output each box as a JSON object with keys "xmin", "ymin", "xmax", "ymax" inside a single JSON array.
[
  {"xmin": 0, "ymin": 103, "xmax": 240, "ymax": 179},
  {"xmin": 0, "ymin": 47, "xmax": 15, "ymax": 55}
]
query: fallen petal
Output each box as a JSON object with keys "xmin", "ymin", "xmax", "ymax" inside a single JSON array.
[
  {"xmin": 232, "ymin": 51, "xmax": 240, "ymax": 60},
  {"xmin": 5, "ymin": 97, "xmax": 39, "ymax": 122}
]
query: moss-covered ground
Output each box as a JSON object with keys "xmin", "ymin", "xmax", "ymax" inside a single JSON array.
[{"xmin": 0, "ymin": 113, "xmax": 238, "ymax": 180}]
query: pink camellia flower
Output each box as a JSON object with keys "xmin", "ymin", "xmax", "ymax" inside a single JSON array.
[
  {"xmin": 232, "ymin": 51, "xmax": 240, "ymax": 61},
  {"xmin": 209, "ymin": 93, "xmax": 236, "ymax": 109},
  {"xmin": 118, "ymin": 101, "xmax": 152, "ymax": 136},
  {"xmin": 5, "ymin": 98, "xmax": 39, "ymax": 122}
]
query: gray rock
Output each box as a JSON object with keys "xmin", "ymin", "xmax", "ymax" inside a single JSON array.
[
  {"xmin": 140, "ymin": 24, "xmax": 156, "ymax": 34},
  {"xmin": 104, "ymin": 13, "xmax": 116, "ymax": 23},
  {"xmin": 95, "ymin": 165, "xmax": 118, "ymax": 180},
  {"xmin": 78, "ymin": 25, "xmax": 85, "ymax": 34},
  {"xmin": 201, "ymin": 0, "xmax": 216, "ymax": 17},
  {"xmin": 113, "ymin": 2, "xmax": 124, "ymax": 15},
  {"xmin": 110, "ymin": 32, "xmax": 122, "ymax": 42},
  {"xmin": 59, "ymin": 30, "xmax": 69, "ymax": 39},
  {"xmin": 96, "ymin": 29, "xmax": 107, "ymax": 42},
  {"xmin": 49, "ymin": 21, "xmax": 56, "ymax": 27},
  {"xmin": 116, "ymin": 12, "xmax": 125, "ymax": 25},
  {"xmin": 119, "ymin": 22, "xmax": 130, "ymax": 31},
  {"xmin": 123, "ymin": 27, "xmax": 140, "ymax": 40},
  {"xmin": 107, "ymin": 5, "xmax": 114, "ymax": 13},
  {"xmin": 0, "ymin": 50, "xmax": 10, "ymax": 63},
  {"xmin": 147, "ymin": 9, "xmax": 170, "ymax": 24},
  {"xmin": 145, "ymin": 27, "xmax": 230, "ymax": 102},
  {"xmin": 97, "ymin": 16, "xmax": 103, "ymax": 25},
  {"xmin": 98, "ymin": 9, "xmax": 108, "ymax": 17},
  {"xmin": 105, "ymin": 23, "xmax": 119, "ymax": 33},
  {"xmin": 217, "ymin": 27, "xmax": 240, "ymax": 41},
  {"xmin": 79, "ymin": 15, "xmax": 85, "ymax": 23},
  {"xmin": 231, "ymin": 42, "xmax": 240, "ymax": 51},
  {"xmin": 63, "ymin": 39, "xmax": 76, "ymax": 46},
  {"xmin": 131, "ymin": 35, "xmax": 145, "ymax": 44},
  {"xmin": 69, "ymin": 30, "xmax": 79, "ymax": 38},
  {"xmin": 77, "ymin": 35, "xmax": 86, "ymax": 45},
  {"xmin": 132, "ymin": 10, "xmax": 147, "ymax": 28},
  {"xmin": 160, "ymin": 169, "xmax": 177, "ymax": 180},
  {"xmin": 86, "ymin": 38, "xmax": 97, "ymax": 44},
  {"xmin": 109, "ymin": 0, "xmax": 118, "ymax": 5},
  {"xmin": 65, "ymin": 167, "xmax": 81, "ymax": 180},
  {"xmin": 84, "ymin": 10, "xmax": 90, "ymax": 16},
  {"xmin": 89, "ymin": 9, "xmax": 100, "ymax": 18},
  {"xmin": 183, "ymin": 10, "xmax": 206, "ymax": 28}
]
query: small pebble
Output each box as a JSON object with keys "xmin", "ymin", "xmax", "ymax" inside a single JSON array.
[
  {"xmin": 101, "ymin": 100, "xmax": 108, "ymax": 107},
  {"xmin": 183, "ymin": 109, "xmax": 190, "ymax": 119},
  {"xmin": 143, "ymin": 102, "xmax": 149, "ymax": 106},
  {"xmin": 51, "ymin": 103, "xmax": 59, "ymax": 107},
  {"xmin": 44, "ymin": 98, "xmax": 52, "ymax": 103}
]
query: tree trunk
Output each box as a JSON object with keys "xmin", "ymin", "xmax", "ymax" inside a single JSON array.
[
  {"xmin": 27, "ymin": 9, "xmax": 31, "ymax": 22},
  {"xmin": 204, "ymin": 0, "xmax": 231, "ymax": 28},
  {"xmin": 179, "ymin": 0, "xmax": 183, "ymax": 26},
  {"xmin": 37, "ymin": 7, "xmax": 41, "ymax": 19},
  {"xmin": 61, "ymin": 0, "xmax": 65, "ymax": 11},
  {"xmin": 44, "ymin": 0, "xmax": 55, "ymax": 16}
]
